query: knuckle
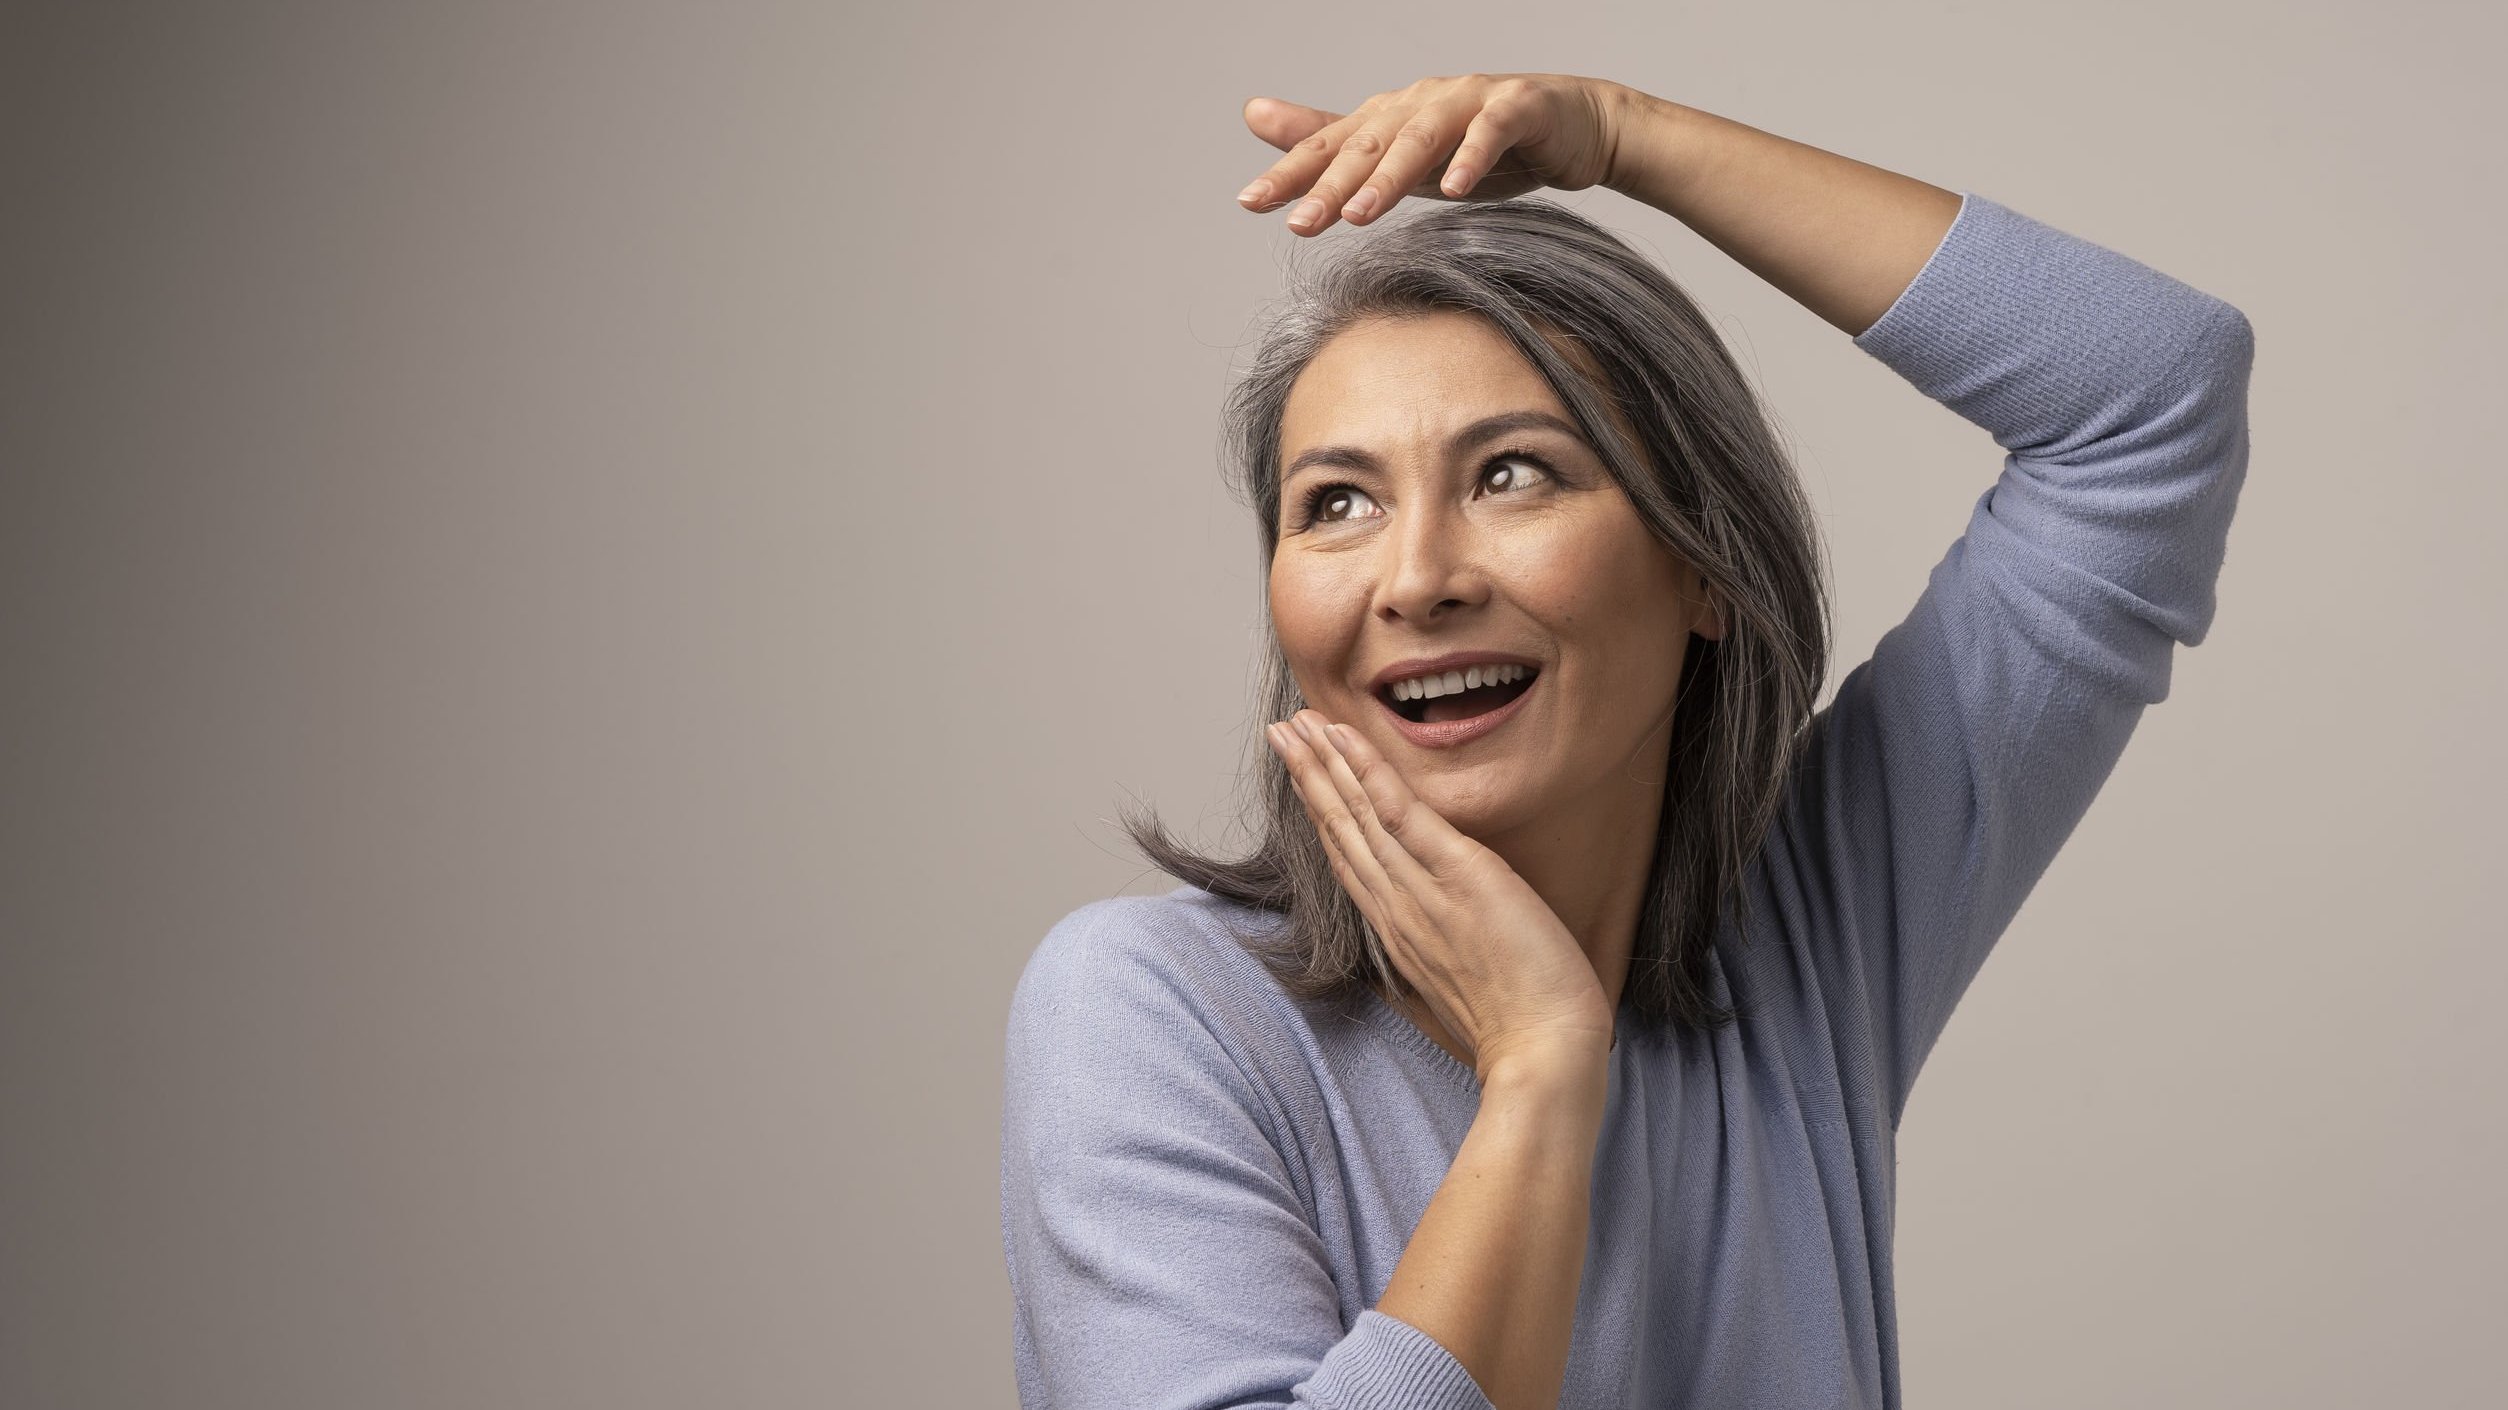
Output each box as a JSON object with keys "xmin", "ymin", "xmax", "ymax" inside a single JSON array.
[
  {"xmin": 1341, "ymin": 127, "xmax": 1386, "ymax": 155},
  {"xmin": 1393, "ymin": 116, "xmax": 1444, "ymax": 151},
  {"xmin": 1456, "ymin": 847, "xmax": 1507, "ymax": 890},
  {"xmin": 1327, "ymin": 812, "xmax": 1368, "ymax": 855},
  {"xmin": 1312, "ymin": 823, "xmax": 1342, "ymax": 863}
]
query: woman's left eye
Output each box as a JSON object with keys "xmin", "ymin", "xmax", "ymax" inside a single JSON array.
[
  {"xmin": 1293, "ymin": 452, "xmax": 1553, "ymax": 531},
  {"xmin": 1479, "ymin": 454, "xmax": 1550, "ymax": 495}
]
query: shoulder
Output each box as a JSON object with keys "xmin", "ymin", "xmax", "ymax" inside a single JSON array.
[
  {"xmin": 1005, "ymin": 887, "xmax": 1322, "ymax": 1170},
  {"xmin": 1009, "ymin": 885, "xmax": 1306, "ymax": 1066},
  {"xmin": 1017, "ymin": 885, "xmax": 1283, "ymax": 1002}
]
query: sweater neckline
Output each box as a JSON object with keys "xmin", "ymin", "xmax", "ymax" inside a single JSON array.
[
  {"xmin": 1358, "ymin": 987, "xmax": 1631, "ymax": 1096},
  {"xmin": 1358, "ymin": 986, "xmax": 1484, "ymax": 1093}
]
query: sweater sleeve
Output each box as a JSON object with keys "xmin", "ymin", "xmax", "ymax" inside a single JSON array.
[
  {"xmin": 999, "ymin": 901, "xmax": 1497, "ymax": 1410},
  {"xmin": 1769, "ymin": 192, "xmax": 2255, "ymax": 1132}
]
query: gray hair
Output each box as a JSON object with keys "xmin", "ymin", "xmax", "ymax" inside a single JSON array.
[{"xmin": 1118, "ymin": 195, "xmax": 1830, "ymax": 1041}]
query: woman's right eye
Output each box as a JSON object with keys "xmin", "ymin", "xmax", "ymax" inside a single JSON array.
[{"xmin": 1296, "ymin": 481, "xmax": 1377, "ymax": 529}]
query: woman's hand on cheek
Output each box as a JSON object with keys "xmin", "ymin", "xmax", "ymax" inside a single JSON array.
[{"xmin": 1265, "ymin": 709, "xmax": 1614, "ymax": 1081}]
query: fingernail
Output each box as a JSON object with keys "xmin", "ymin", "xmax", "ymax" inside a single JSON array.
[
  {"xmin": 1342, "ymin": 189, "xmax": 1377, "ymax": 221},
  {"xmin": 1237, "ymin": 180, "xmax": 1270, "ymax": 206},
  {"xmin": 1289, "ymin": 198, "xmax": 1325, "ymax": 229},
  {"xmin": 1292, "ymin": 716, "xmax": 1315, "ymax": 740}
]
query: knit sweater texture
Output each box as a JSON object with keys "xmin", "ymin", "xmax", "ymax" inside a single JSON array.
[{"xmin": 998, "ymin": 190, "xmax": 2256, "ymax": 1409}]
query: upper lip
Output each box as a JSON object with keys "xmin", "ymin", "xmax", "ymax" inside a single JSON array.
[{"xmin": 1366, "ymin": 651, "xmax": 1542, "ymax": 694}]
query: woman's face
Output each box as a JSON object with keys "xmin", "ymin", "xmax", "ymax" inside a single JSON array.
[{"xmin": 1268, "ymin": 310, "xmax": 1723, "ymax": 840}]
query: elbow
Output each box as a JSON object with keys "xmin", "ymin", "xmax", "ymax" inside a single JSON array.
[
  {"xmin": 2189, "ymin": 298, "xmax": 2256, "ymax": 394},
  {"xmin": 2139, "ymin": 297, "xmax": 2253, "ymax": 481}
]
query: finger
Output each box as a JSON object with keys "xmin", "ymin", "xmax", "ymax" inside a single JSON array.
[
  {"xmin": 1285, "ymin": 107, "xmax": 1419, "ymax": 235},
  {"xmin": 1267, "ymin": 720, "xmax": 1340, "ymax": 855},
  {"xmin": 1304, "ymin": 714, "xmax": 1477, "ymax": 878},
  {"xmin": 1277, "ymin": 726, "xmax": 1368, "ymax": 897},
  {"xmin": 1333, "ymin": 102, "xmax": 1475, "ymax": 226},
  {"xmin": 1441, "ymin": 94, "xmax": 1530, "ymax": 198},
  {"xmin": 1274, "ymin": 733, "xmax": 1416, "ymax": 984},
  {"xmin": 1268, "ymin": 721, "xmax": 1400, "ymax": 922},
  {"xmin": 1290, "ymin": 712, "xmax": 1447, "ymax": 901},
  {"xmin": 1275, "ymin": 728, "xmax": 1421, "ymax": 979},
  {"xmin": 1236, "ymin": 101, "xmax": 1364, "ymax": 215},
  {"xmin": 1270, "ymin": 721, "xmax": 1437, "ymax": 1002},
  {"xmin": 1240, "ymin": 95, "xmax": 1344, "ymax": 154}
]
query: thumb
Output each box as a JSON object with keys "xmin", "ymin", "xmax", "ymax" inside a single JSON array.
[{"xmin": 1242, "ymin": 95, "xmax": 1343, "ymax": 152}]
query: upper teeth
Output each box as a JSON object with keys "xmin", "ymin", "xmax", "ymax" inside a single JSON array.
[{"xmin": 1388, "ymin": 663, "xmax": 1530, "ymax": 701}]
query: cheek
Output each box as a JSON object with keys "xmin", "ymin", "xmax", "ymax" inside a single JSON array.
[
  {"xmin": 1267, "ymin": 572, "xmax": 1317, "ymax": 647},
  {"xmin": 1268, "ymin": 564, "xmax": 1359, "ymax": 669},
  {"xmin": 1528, "ymin": 529, "xmax": 1690, "ymax": 711},
  {"xmin": 1510, "ymin": 529, "xmax": 1643, "ymax": 633}
]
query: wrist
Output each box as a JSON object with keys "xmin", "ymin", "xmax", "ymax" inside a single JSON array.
[
  {"xmin": 1601, "ymin": 88, "xmax": 1713, "ymax": 213},
  {"xmin": 1478, "ymin": 1040, "xmax": 1610, "ymax": 1109}
]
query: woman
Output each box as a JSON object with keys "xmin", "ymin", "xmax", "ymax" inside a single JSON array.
[{"xmin": 1000, "ymin": 73, "xmax": 2253, "ymax": 1410}]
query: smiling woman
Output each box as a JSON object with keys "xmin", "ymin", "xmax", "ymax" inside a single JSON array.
[
  {"xmin": 1116, "ymin": 194, "xmax": 1833, "ymax": 1039},
  {"xmin": 1004, "ymin": 72, "xmax": 2253, "ymax": 1410}
]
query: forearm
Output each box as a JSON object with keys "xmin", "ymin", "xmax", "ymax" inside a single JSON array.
[
  {"xmin": 1600, "ymin": 86, "xmax": 1963, "ymax": 338},
  {"xmin": 1374, "ymin": 1050, "xmax": 1608, "ymax": 1410}
]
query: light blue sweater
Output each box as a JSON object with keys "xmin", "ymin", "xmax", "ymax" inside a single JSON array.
[{"xmin": 999, "ymin": 191, "xmax": 2255, "ymax": 1409}]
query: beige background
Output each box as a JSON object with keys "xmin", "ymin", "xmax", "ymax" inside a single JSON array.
[{"xmin": 2, "ymin": 2, "xmax": 2500, "ymax": 1406}]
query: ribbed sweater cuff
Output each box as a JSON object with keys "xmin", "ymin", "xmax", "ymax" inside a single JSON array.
[
  {"xmin": 1292, "ymin": 1309, "xmax": 1496, "ymax": 1410},
  {"xmin": 1849, "ymin": 189, "xmax": 2238, "ymax": 438}
]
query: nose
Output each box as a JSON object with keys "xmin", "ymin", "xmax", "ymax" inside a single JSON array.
[{"xmin": 1370, "ymin": 501, "xmax": 1490, "ymax": 626}]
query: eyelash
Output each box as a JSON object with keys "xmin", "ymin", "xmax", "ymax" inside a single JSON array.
[{"xmin": 1289, "ymin": 448, "xmax": 1557, "ymax": 532}]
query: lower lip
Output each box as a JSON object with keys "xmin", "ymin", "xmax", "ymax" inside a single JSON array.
[{"xmin": 1374, "ymin": 672, "xmax": 1541, "ymax": 749}]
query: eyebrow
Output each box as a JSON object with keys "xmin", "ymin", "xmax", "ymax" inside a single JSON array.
[{"xmin": 1279, "ymin": 409, "xmax": 1591, "ymax": 486}]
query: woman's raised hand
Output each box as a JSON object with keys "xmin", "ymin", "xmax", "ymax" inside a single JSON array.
[
  {"xmin": 1236, "ymin": 73, "xmax": 1631, "ymax": 236},
  {"xmin": 1265, "ymin": 709, "xmax": 1615, "ymax": 1081}
]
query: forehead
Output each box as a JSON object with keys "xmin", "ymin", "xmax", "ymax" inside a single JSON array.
[{"xmin": 1278, "ymin": 311, "xmax": 1572, "ymax": 458}]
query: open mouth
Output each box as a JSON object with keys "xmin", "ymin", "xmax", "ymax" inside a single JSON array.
[{"xmin": 1379, "ymin": 667, "xmax": 1541, "ymax": 725}]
